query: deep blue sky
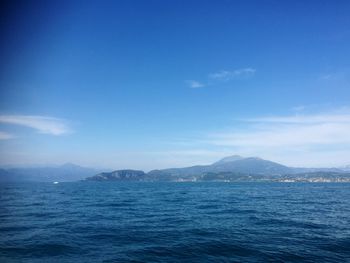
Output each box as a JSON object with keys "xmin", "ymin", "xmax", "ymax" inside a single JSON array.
[{"xmin": 1, "ymin": 0, "xmax": 350, "ymax": 169}]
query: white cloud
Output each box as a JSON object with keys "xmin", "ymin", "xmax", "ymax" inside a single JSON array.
[
  {"xmin": 0, "ymin": 131, "xmax": 14, "ymax": 140},
  {"xmin": 0, "ymin": 115, "xmax": 71, "ymax": 135},
  {"xmin": 210, "ymin": 111, "xmax": 350, "ymax": 148},
  {"xmin": 209, "ymin": 122, "xmax": 350, "ymax": 147},
  {"xmin": 291, "ymin": 105, "xmax": 306, "ymax": 112},
  {"xmin": 320, "ymin": 74, "xmax": 332, "ymax": 80},
  {"xmin": 209, "ymin": 68, "xmax": 256, "ymax": 81},
  {"xmin": 157, "ymin": 110, "xmax": 350, "ymax": 167},
  {"xmin": 186, "ymin": 80, "xmax": 205, "ymax": 88},
  {"xmin": 245, "ymin": 113, "xmax": 350, "ymax": 124},
  {"xmin": 186, "ymin": 67, "xmax": 255, "ymax": 88},
  {"xmin": 194, "ymin": 110, "xmax": 350, "ymax": 167}
]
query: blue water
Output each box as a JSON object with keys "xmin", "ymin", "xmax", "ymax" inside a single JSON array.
[{"xmin": 1, "ymin": 182, "xmax": 350, "ymax": 262}]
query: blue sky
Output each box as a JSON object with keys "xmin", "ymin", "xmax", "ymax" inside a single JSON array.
[{"xmin": 1, "ymin": 0, "xmax": 350, "ymax": 170}]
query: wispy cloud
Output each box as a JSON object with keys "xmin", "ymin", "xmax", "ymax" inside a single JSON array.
[
  {"xmin": 209, "ymin": 122, "xmax": 350, "ymax": 148},
  {"xmin": 186, "ymin": 67, "xmax": 256, "ymax": 88},
  {"xmin": 319, "ymin": 70, "xmax": 350, "ymax": 81},
  {"xmin": 0, "ymin": 115, "xmax": 71, "ymax": 136},
  {"xmin": 0, "ymin": 131, "xmax": 14, "ymax": 140},
  {"xmin": 209, "ymin": 111, "xmax": 350, "ymax": 147},
  {"xmin": 174, "ymin": 109, "xmax": 350, "ymax": 167},
  {"xmin": 320, "ymin": 74, "xmax": 333, "ymax": 80},
  {"xmin": 244, "ymin": 113, "xmax": 350, "ymax": 124},
  {"xmin": 186, "ymin": 80, "xmax": 205, "ymax": 88},
  {"xmin": 209, "ymin": 68, "xmax": 256, "ymax": 81},
  {"xmin": 291, "ymin": 105, "xmax": 306, "ymax": 112}
]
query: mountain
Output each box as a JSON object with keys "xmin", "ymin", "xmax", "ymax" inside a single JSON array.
[
  {"xmin": 3, "ymin": 156, "xmax": 349, "ymax": 183},
  {"xmin": 86, "ymin": 155, "xmax": 350, "ymax": 182},
  {"xmin": 339, "ymin": 165, "xmax": 350, "ymax": 172},
  {"xmin": 210, "ymin": 157, "xmax": 292, "ymax": 174},
  {"xmin": 212, "ymin": 155, "xmax": 244, "ymax": 165},
  {"xmin": 147, "ymin": 155, "xmax": 292, "ymax": 179},
  {"xmin": 86, "ymin": 170, "xmax": 145, "ymax": 181},
  {"xmin": 0, "ymin": 163, "xmax": 102, "ymax": 182}
]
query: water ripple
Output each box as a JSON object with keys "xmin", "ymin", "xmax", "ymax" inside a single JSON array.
[{"xmin": 0, "ymin": 182, "xmax": 350, "ymax": 262}]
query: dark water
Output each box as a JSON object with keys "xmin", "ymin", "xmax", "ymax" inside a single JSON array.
[{"xmin": 0, "ymin": 182, "xmax": 350, "ymax": 262}]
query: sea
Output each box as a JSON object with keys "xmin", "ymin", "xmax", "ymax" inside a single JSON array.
[{"xmin": 0, "ymin": 182, "xmax": 350, "ymax": 262}]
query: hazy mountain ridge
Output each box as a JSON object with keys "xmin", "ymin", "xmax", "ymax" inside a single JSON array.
[
  {"xmin": 212, "ymin": 155, "xmax": 244, "ymax": 165},
  {"xmin": 0, "ymin": 163, "xmax": 103, "ymax": 182},
  {"xmin": 146, "ymin": 156, "xmax": 292, "ymax": 178},
  {"xmin": 86, "ymin": 170, "xmax": 145, "ymax": 181},
  {"xmin": 1, "ymin": 155, "xmax": 349, "ymax": 182},
  {"xmin": 86, "ymin": 155, "xmax": 350, "ymax": 182}
]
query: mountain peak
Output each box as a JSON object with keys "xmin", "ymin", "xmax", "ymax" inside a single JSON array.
[
  {"xmin": 213, "ymin": 155, "xmax": 244, "ymax": 165},
  {"xmin": 60, "ymin": 163, "xmax": 81, "ymax": 169}
]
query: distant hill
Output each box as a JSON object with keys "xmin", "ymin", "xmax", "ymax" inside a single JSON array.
[
  {"xmin": 0, "ymin": 163, "xmax": 102, "ymax": 182},
  {"xmin": 210, "ymin": 157, "xmax": 292, "ymax": 174},
  {"xmin": 212, "ymin": 155, "xmax": 244, "ymax": 165},
  {"xmin": 339, "ymin": 165, "xmax": 350, "ymax": 172},
  {"xmin": 85, "ymin": 155, "xmax": 350, "ymax": 182},
  {"xmin": 86, "ymin": 170, "xmax": 145, "ymax": 181},
  {"xmin": 2, "ymin": 155, "xmax": 350, "ymax": 183},
  {"xmin": 147, "ymin": 155, "xmax": 292, "ymax": 179}
]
